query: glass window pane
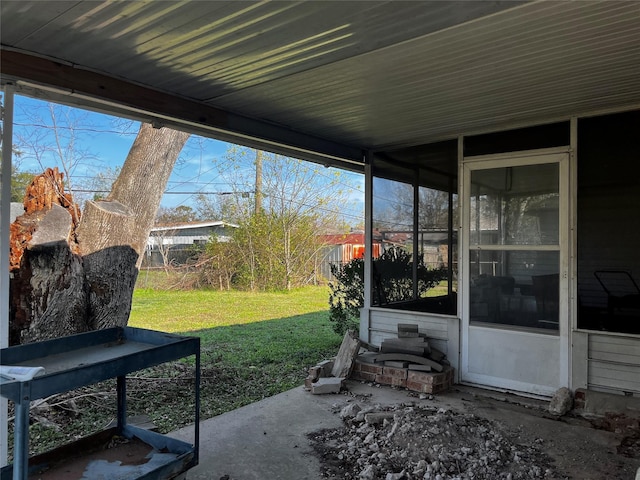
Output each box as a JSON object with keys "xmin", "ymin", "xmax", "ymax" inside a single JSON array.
[
  {"xmin": 372, "ymin": 177, "xmax": 414, "ymax": 306},
  {"xmin": 577, "ymin": 112, "xmax": 640, "ymax": 335},
  {"xmin": 470, "ymin": 164, "xmax": 559, "ymax": 246},
  {"xmin": 418, "ymin": 187, "xmax": 458, "ymax": 300},
  {"xmin": 370, "ymin": 141, "xmax": 458, "ymax": 315},
  {"xmin": 469, "ymin": 250, "xmax": 559, "ymax": 330}
]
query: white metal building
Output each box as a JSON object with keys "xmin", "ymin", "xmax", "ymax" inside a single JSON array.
[{"xmin": 146, "ymin": 221, "xmax": 237, "ymax": 267}]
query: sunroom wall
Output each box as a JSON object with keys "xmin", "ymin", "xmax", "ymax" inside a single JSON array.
[{"xmin": 361, "ymin": 111, "xmax": 640, "ymax": 396}]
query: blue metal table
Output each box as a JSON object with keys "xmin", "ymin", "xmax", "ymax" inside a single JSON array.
[{"xmin": 0, "ymin": 327, "xmax": 200, "ymax": 480}]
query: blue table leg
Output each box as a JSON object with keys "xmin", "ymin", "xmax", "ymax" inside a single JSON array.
[{"xmin": 13, "ymin": 381, "xmax": 30, "ymax": 480}]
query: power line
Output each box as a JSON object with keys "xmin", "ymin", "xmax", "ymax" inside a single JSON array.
[{"xmin": 72, "ymin": 189, "xmax": 252, "ymax": 196}]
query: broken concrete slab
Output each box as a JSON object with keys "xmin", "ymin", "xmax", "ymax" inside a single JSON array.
[
  {"xmin": 356, "ymin": 352, "xmax": 379, "ymax": 364},
  {"xmin": 365, "ymin": 411, "xmax": 396, "ymax": 425},
  {"xmin": 384, "ymin": 360, "xmax": 409, "ymax": 368},
  {"xmin": 380, "ymin": 342, "xmax": 427, "ymax": 356},
  {"xmin": 427, "ymin": 347, "xmax": 446, "ymax": 363},
  {"xmin": 316, "ymin": 359, "xmax": 334, "ymax": 376},
  {"xmin": 331, "ymin": 330, "xmax": 360, "ymax": 378},
  {"xmin": 367, "ymin": 353, "xmax": 444, "ymax": 372},
  {"xmin": 311, "ymin": 377, "xmax": 344, "ymax": 395},
  {"xmin": 408, "ymin": 364, "xmax": 432, "ymax": 372}
]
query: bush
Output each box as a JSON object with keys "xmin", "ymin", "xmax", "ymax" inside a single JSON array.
[
  {"xmin": 328, "ymin": 246, "xmax": 449, "ymax": 336},
  {"xmin": 328, "ymin": 258, "xmax": 364, "ymax": 336}
]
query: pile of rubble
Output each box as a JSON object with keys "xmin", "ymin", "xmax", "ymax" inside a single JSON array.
[{"xmin": 308, "ymin": 401, "xmax": 560, "ymax": 480}]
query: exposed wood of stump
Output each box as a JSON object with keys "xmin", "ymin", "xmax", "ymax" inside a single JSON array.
[
  {"xmin": 9, "ymin": 168, "xmax": 87, "ymax": 345},
  {"xmin": 10, "ymin": 167, "xmax": 80, "ymax": 272},
  {"xmin": 77, "ymin": 200, "xmax": 138, "ymax": 331}
]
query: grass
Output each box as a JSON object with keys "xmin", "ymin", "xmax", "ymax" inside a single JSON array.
[
  {"xmin": 129, "ymin": 285, "xmax": 331, "ymax": 331},
  {"xmin": 128, "ymin": 286, "xmax": 342, "ymax": 430},
  {"xmin": 12, "ymin": 283, "xmax": 342, "ymax": 458}
]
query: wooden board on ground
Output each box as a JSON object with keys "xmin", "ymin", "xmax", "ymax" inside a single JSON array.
[
  {"xmin": 331, "ymin": 330, "xmax": 361, "ymax": 377},
  {"xmin": 368, "ymin": 353, "xmax": 444, "ymax": 372}
]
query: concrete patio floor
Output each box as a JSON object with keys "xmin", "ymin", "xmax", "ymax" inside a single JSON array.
[{"xmin": 169, "ymin": 380, "xmax": 640, "ymax": 480}]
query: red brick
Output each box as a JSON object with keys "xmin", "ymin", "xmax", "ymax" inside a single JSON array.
[
  {"xmin": 375, "ymin": 374, "xmax": 407, "ymax": 388},
  {"xmin": 308, "ymin": 366, "xmax": 321, "ymax": 380},
  {"xmin": 351, "ymin": 371, "xmax": 377, "ymax": 382},
  {"xmin": 432, "ymin": 382, "xmax": 451, "ymax": 394},
  {"xmin": 304, "ymin": 376, "xmax": 315, "ymax": 389},
  {"xmin": 407, "ymin": 370, "xmax": 437, "ymax": 384},
  {"xmin": 406, "ymin": 367, "xmax": 454, "ymax": 394},
  {"xmin": 383, "ymin": 366, "xmax": 408, "ymax": 379},
  {"xmin": 360, "ymin": 363, "xmax": 384, "ymax": 375},
  {"xmin": 406, "ymin": 380, "xmax": 432, "ymax": 394}
]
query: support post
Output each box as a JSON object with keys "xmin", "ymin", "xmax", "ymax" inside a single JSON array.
[
  {"xmin": 1, "ymin": 84, "xmax": 15, "ymax": 468},
  {"xmin": 116, "ymin": 375, "xmax": 127, "ymax": 434},
  {"xmin": 361, "ymin": 152, "xmax": 373, "ymax": 344},
  {"xmin": 13, "ymin": 382, "xmax": 31, "ymax": 480}
]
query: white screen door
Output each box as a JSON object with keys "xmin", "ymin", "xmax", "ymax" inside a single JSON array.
[{"xmin": 461, "ymin": 150, "xmax": 569, "ymax": 396}]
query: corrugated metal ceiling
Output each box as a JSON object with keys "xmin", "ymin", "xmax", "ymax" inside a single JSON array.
[{"xmin": 1, "ymin": 0, "xmax": 639, "ymax": 160}]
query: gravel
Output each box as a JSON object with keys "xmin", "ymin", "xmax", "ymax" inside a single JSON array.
[{"xmin": 308, "ymin": 400, "xmax": 564, "ymax": 480}]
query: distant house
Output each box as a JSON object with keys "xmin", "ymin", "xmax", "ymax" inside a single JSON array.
[
  {"xmin": 319, "ymin": 232, "xmax": 381, "ymax": 279},
  {"xmin": 144, "ymin": 220, "xmax": 238, "ymax": 268}
]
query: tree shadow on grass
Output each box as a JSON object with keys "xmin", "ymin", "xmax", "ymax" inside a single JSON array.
[{"xmin": 171, "ymin": 312, "xmax": 342, "ymax": 427}]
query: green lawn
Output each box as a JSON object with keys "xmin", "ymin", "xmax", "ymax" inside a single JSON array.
[
  {"xmin": 129, "ymin": 285, "xmax": 332, "ymax": 332},
  {"xmin": 127, "ymin": 285, "xmax": 341, "ymax": 430}
]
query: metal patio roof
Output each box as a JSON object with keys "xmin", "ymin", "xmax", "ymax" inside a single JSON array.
[{"xmin": 1, "ymin": 1, "xmax": 639, "ymax": 170}]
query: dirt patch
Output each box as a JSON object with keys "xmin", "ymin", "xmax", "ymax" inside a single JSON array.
[{"xmin": 308, "ymin": 388, "xmax": 640, "ymax": 480}]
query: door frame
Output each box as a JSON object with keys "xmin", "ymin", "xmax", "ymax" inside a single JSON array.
[{"xmin": 459, "ymin": 147, "xmax": 572, "ymax": 395}]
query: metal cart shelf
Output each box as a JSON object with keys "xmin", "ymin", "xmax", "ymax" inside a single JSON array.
[{"xmin": 0, "ymin": 327, "xmax": 200, "ymax": 480}]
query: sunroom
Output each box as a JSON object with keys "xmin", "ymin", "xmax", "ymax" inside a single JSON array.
[{"xmin": 361, "ymin": 111, "xmax": 640, "ymax": 397}]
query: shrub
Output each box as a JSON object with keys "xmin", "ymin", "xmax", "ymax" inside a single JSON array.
[
  {"xmin": 328, "ymin": 246, "xmax": 448, "ymax": 335},
  {"xmin": 328, "ymin": 258, "xmax": 364, "ymax": 336}
]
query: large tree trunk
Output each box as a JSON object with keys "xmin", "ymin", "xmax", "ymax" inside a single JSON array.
[
  {"xmin": 77, "ymin": 124, "xmax": 189, "ymax": 330},
  {"xmin": 9, "ymin": 124, "xmax": 190, "ymax": 344}
]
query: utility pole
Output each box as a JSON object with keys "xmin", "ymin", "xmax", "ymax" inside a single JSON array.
[{"xmin": 255, "ymin": 149, "xmax": 262, "ymax": 214}]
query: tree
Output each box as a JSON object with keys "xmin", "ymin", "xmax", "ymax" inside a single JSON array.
[
  {"xmin": 199, "ymin": 147, "xmax": 355, "ymax": 291},
  {"xmin": 194, "ymin": 193, "xmax": 240, "ymax": 224},
  {"xmin": 10, "ymin": 167, "xmax": 35, "ymax": 202},
  {"xmin": 9, "ymin": 123, "xmax": 190, "ymax": 344},
  {"xmin": 197, "ymin": 235, "xmax": 241, "ymax": 290},
  {"xmin": 85, "ymin": 166, "xmax": 121, "ymax": 201},
  {"xmin": 156, "ymin": 205, "xmax": 199, "ymax": 224},
  {"xmin": 13, "ymin": 101, "xmax": 101, "ymax": 204}
]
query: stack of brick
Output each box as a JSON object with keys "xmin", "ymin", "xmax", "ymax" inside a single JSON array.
[
  {"xmin": 351, "ymin": 359, "xmax": 454, "ymax": 394},
  {"xmin": 350, "ymin": 323, "xmax": 454, "ymax": 394}
]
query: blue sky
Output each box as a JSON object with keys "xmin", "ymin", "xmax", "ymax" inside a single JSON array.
[{"xmin": 11, "ymin": 95, "xmax": 364, "ymax": 224}]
